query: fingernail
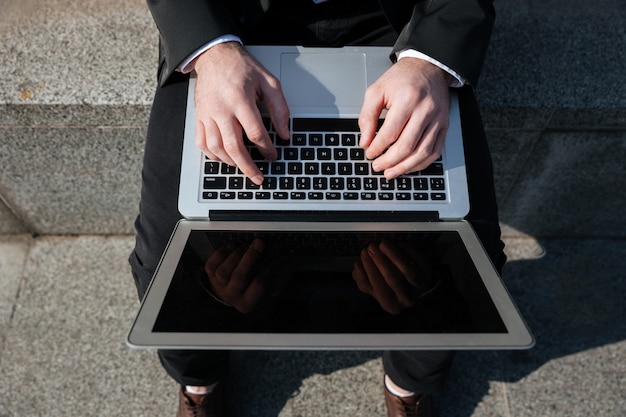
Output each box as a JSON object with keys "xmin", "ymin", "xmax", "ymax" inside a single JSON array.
[
  {"xmin": 385, "ymin": 170, "xmax": 397, "ymax": 180},
  {"xmin": 252, "ymin": 239, "xmax": 265, "ymax": 252},
  {"xmin": 251, "ymin": 174, "xmax": 264, "ymax": 185}
]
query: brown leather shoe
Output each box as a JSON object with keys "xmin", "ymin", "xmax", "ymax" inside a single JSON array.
[
  {"xmin": 384, "ymin": 384, "xmax": 437, "ymax": 417},
  {"xmin": 176, "ymin": 385, "xmax": 225, "ymax": 417}
]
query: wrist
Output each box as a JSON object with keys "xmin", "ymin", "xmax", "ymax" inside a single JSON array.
[{"xmin": 189, "ymin": 39, "xmax": 244, "ymax": 73}]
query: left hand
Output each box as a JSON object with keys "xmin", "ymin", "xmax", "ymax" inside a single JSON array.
[{"xmin": 358, "ymin": 58, "xmax": 451, "ymax": 180}]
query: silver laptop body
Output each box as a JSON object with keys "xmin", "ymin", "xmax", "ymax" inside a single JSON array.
[
  {"xmin": 178, "ymin": 46, "xmax": 469, "ymax": 221},
  {"xmin": 127, "ymin": 46, "xmax": 533, "ymax": 350}
]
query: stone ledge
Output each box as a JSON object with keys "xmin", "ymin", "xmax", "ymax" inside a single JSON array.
[{"xmin": 1, "ymin": 0, "xmax": 625, "ymax": 236}]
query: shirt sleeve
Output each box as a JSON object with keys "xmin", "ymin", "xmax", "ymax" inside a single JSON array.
[
  {"xmin": 396, "ymin": 49, "xmax": 466, "ymax": 88},
  {"xmin": 177, "ymin": 35, "xmax": 244, "ymax": 73}
]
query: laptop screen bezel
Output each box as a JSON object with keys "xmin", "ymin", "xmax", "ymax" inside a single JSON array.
[{"xmin": 127, "ymin": 220, "xmax": 533, "ymax": 350}]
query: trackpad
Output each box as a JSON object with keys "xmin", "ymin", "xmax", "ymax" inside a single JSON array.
[{"xmin": 280, "ymin": 53, "xmax": 367, "ymax": 109}]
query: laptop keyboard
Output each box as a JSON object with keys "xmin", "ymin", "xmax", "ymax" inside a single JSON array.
[{"xmin": 200, "ymin": 118, "xmax": 447, "ymax": 203}]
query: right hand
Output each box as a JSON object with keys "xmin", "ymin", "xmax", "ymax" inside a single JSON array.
[{"xmin": 192, "ymin": 42, "xmax": 291, "ymax": 185}]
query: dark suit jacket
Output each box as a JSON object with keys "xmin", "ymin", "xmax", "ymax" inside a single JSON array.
[{"xmin": 147, "ymin": 0, "xmax": 494, "ymax": 87}]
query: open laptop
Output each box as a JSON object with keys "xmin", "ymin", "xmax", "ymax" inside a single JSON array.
[
  {"xmin": 178, "ymin": 46, "xmax": 469, "ymax": 220},
  {"xmin": 127, "ymin": 46, "xmax": 533, "ymax": 350}
]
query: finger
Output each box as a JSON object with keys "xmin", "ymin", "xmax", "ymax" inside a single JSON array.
[
  {"xmin": 221, "ymin": 241, "xmax": 262, "ymax": 295},
  {"xmin": 198, "ymin": 117, "xmax": 242, "ymax": 167},
  {"xmin": 352, "ymin": 258, "xmax": 373, "ymax": 294},
  {"xmin": 237, "ymin": 271, "xmax": 271, "ymax": 314},
  {"xmin": 364, "ymin": 105, "xmax": 411, "ymax": 163},
  {"xmin": 216, "ymin": 116, "xmax": 265, "ymax": 185},
  {"xmin": 379, "ymin": 240, "xmax": 419, "ymax": 287},
  {"xmin": 214, "ymin": 247, "xmax": 246, "ymax": 288},
  {"xmin": 368, "ymin": 243, "xmax": 415, "ymax": 309},
  {"xmin": 374, "ymin": 114, "xmax": 448, "ymax": 178},
  {"xmin": 237, "ymin": 103, "xmax": 278, "ymax": 161},
  {"xmin": 358, "ymin": 85, "xmax": 386, "ymax": 148},
  {"xmin": 231, "ymin": 239, "xmax": 265, "ymax": 285},
  {"xmin": 205, "ymin": 247, "xmax": 232, "ymax": 286},
  {"xmin": 362, "ymin": 245, "xmax": 402, "ymax": 314},
  {"xmin": 260, "ymin": 75, "xmax": 291, "ymax": 140},
  {"xmin": 196, "ymin": 117, "xmax": 234, "ymax": 165}
]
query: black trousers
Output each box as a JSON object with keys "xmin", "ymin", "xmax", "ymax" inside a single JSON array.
[{"xmin": 129, "ymin": 0, "xmax": 505, "ymax": 393}]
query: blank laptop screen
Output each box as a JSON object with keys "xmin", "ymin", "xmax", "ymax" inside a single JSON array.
[{"xmin": 151, "ymin": 229, "xmax": 506, "ymax": 335}]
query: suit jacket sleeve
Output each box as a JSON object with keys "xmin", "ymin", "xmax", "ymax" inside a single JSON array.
[
  {"xmin": 390, "ymin": 0, "xmax": 495, "ymax": 87},
  {"xmin": 147, "ymin": 0, "xmax": 243, "ymax": 85},
  {"xmin": 147, "ymin": 0, "xmax": 494, "ymax": 88}
]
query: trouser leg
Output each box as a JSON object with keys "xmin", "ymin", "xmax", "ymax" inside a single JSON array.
[{"xmin": 129, "ymin": 75, "xmax": 229, "ymax": 386}]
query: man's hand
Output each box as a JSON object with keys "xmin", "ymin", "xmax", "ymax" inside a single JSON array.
[
  {"xmin": 358, "ymin": 58, "xmax": 452, "ymax": 180},
  {"xmin": 193, "ymin": 42, "xmax": 290, "ymax": 185},
  {"xmin": 204, "ymin": 239, "xmax": 270, "ymax": 314},
  {"xmin": 352, "ymin": 240, "xmax": 439, "ymax": 315}
]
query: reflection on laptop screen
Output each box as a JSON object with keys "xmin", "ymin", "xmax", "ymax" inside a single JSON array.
[{"xmin": 152, "ymin": 230, "xmax": 506, "ymax": 335}]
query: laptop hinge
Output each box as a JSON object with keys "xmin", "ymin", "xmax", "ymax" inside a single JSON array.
[{"xmin": 209, "ymin": 210, "xmax": 440, "ymax": 222}]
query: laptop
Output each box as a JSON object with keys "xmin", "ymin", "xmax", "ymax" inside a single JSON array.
[{"xmin": 127, "ymin": 46, "xmax": 533, "ymax": 350}]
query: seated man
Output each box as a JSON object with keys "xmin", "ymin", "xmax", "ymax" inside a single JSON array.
[{"xmin": 129, "ymin": 0, "xmax": 504, "ymax": 416}]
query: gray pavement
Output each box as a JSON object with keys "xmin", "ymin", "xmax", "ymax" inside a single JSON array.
[
  {"xmin": 1, "ymin": 234, "xmax": 624, "ymax": 417},
  {"xmin": 1, "ymin": 0, "xmax": 625, "ymax": 415}
]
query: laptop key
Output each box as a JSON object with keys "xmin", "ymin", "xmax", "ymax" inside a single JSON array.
[
  {"xmin": 422, "ymin": 163, "xmax": 444, "ymax": 176},
  {"xmin": 204, "ymin": 161, "xmax": 220, "ymax": 174},
  {"xmin": 204, "ymin": 177, "xmax": 227, "ymax": 189},
  {"xmin": 292, "ymin": 133, "xmax": 307, "ymax": 146},
  {"xmin": 313, "ymin": 177, "xmax": 328, "ymax": 190},
  {"xmin": 288, "ymin": 162, "xmax": 303, "ymax": 175},
  {"xmin": 309, "ymin": 133, "xmax": 323, "ymax": 146},
  {"xmin": 347, "ymin": 178, "xmax": 361, "ymax": 190},
  {"xmin": 270, "ymin": 162, "xmax": 285, "ymax": 175},
  {"xmin": 355, "ymin": 163, "xmax": 369, "ymax": 175},
  {"xmin": 279, "ymin": 177, "xmax": 294, "ymax": 189},
  {"xmin": 296, "ymin": 177, "xmax": 311, "ymax": 189},
  {"xmin": 414, "ymin": 178, "xmax": 429, "ymax": 190},
  {"xmin": 229, "ymin": 177, "xmax": 244, "ymax": 189},
  {"xmin": 338, "ymin": 163, "xmax": 352, "ymax": 175},
  {"xmin": 325, "ymin": 133, "xmax": 340, "ymax": 146},
  {"xmin": 220, "ymin": 164, "xmax": 237, "ymax": 175},
  {"xmin": 342, "ymin": 133, "xmax": 357, "ymax": 146},
  {"xmin": 330, "ymin": 178, "xmax": 344, "ymax": 190},
  {"xmin": 430, "ymin": 178, "xmax": 446, "ymax": 190},
  {"xmin": 364, "ymin": 178, "xmax": 378, "ymax": 190}
]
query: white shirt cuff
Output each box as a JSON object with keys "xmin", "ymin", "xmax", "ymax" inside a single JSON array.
[
  {"xmin": 396, "ymin": 49, "xmax": 466, "ymax": 88},
  {"xmin": 177, "ymin": 35, "xmax": 244, "ymax": 74}
]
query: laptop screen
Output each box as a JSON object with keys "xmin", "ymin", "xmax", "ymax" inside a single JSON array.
[
  {"xmin": 151, "ymin": 229, "xmax": 505, "ymax": 335},
  {"xmin": 128, "ymin": 220, "xmax": 533, "ymax": 350}
]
